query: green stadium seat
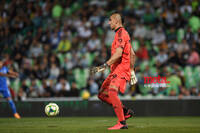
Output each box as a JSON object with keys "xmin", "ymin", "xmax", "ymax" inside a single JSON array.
[
  {"xmin": 149, "ymin": 66, "xmax": 157, "ymax": 75},
  {"xmin": 86, "ymin": 52, "xmax": 98, "ymax": 66},
  {"xmin": 145, "ymin": 40, "xmax": 151, "ymax": 51},
  {"xmin": 149, "ymin": 58, "xmax": 156, "ymax": 67},
  {"xmin": 73, "ymin": 68, "xmax": 89, "ymax": 89},
  {"xmin": 193, "ymin": 66, "xmax": 200, "ymax": 84},
  {"xmin": 166, "ymin": 75, "xmax": 181, "ymax": 95},
  {"xmin": 184, "ymin": 66, "xmax": 193, "ymax": 77},
  {"xmin": 25, "ymin": 79, "xmax": 31, "ymax": 87},
  {"xmin": 139, "ymin": 61, "xmax": 149, "ymax": 72},
  {"xmin": 139, "ymin": 84, "xmax": 151, "ymax": 96},
  {"xmin": 177, "ymin": 28, "xmax": 185, "ymax": 43},
  {"xmin": 57, "ymin": 53, "xmax": 65, "ymax": 67},
  {"xmin": 66, "ymin": 52, "xmax": 72, "ymax": 60},
  {"xmin": 183, "ymin": 66, "xmax": 197, "ymax": 89},
  {"xmin": 10, "ymin": 79, "xmax": 21, "ymax": 93},
  {"xmin": 97, "ymin": 27, "xmax": 104, "ymax": 36},
  {"xmin": 36, "ymin": 79, "xmax": 42, "ymax": 88},
  {"xmin": 131, "ymin": 40, "xmax": 139, "ymax": 51}
]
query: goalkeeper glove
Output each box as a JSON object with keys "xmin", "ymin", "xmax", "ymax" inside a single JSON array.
[
  {"xmin": 130, "ymin": 69, "xmax": 137, "ymax": 85},
  {"xmin": 90, "ymin": 63, "xmax": 108, "ymax": 74}
]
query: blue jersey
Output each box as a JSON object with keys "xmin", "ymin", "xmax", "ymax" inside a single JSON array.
[{"xmin": 0, "ymin": 66, "xmax": 9, "ymax": 90}]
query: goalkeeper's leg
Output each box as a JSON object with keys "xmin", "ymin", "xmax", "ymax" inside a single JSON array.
[
  {"xmin": 98, "ymin": 75, "xmax": 113, "ymax": 106},
  {"xmin": 118, "ymin": 78, "xmax": 135, "ymax": 120},
  {"xmin": 98, "ymin": 75, "xmax": 133, "ymax": 119},
  {"xmin": 98, "ymin": 91, "xmax": 133, "ymax": 119},
  {"xmin": 98, "ymin": 87, "xmax": 112, "ymax": 106},
  {"xmin": 107, "ymin": 87, "xmax": 128, "ymax": 130},
  {"xmin": 123, "ymin": 105, "xmax": 135, "ymax": 120}
]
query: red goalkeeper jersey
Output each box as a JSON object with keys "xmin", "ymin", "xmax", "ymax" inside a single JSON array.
[{"xmin": 110, "ymin": 27, "xmax": 131, "ymax": 81}]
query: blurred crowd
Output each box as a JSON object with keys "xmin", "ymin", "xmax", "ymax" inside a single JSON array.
[{"xmin": 0, "ymin": 0, "xmax": 200, "ymax": 100}]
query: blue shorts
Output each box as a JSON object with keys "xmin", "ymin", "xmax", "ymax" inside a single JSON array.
[{"xmin": 0, "ymin": 89, "xmax": 11, "ymax": 98}]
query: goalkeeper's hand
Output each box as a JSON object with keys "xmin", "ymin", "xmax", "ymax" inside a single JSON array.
[
  {"xmin": 130, "ymin": 69, "xmax": 137, "ymax": 85},
  {"xmin": 90, "ymin": 63, "xmax": 108, "ymax": 74}
]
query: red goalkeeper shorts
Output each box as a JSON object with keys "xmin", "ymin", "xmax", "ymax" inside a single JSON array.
[{"xmin": 101, "ymin": 73, "xmax": 127, "ymax": 94}]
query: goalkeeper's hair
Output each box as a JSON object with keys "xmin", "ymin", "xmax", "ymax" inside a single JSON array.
[{"xmin": 110, "ymin": 11, "xmax": 124, "ymax": 24}]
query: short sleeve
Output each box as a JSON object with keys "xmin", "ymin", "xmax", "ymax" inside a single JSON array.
[{"xmin": 115, "ymin": 29, "xmax": 126, "ymax": 49}]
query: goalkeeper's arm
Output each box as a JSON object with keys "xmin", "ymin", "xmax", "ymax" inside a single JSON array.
[
  {"xmin": 130, "ymin": 47, "xmax": 136, "ymax": 70},
  {"xmin": 90, "ymin": 48, "xmax": 123, "ymax": 74},
  {"xmin": 130, "ymin": 47, "xmax": 137, "ymax": 85},
  {"xmin": 106, "ymin": 47, "xmax": 123, "ymax": 66}
]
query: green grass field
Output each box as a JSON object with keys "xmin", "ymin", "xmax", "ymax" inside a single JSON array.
[{"xmin": 0, "ymin": 117, "xmax": 200, "ymax": 133}]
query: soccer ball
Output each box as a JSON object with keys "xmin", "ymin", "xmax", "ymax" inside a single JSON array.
[{"xmin": 45, "ymin": 103, "xmax": 59, "ymax": 116}]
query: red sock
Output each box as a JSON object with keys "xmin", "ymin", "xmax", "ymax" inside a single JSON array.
[
  {"xmin": 108, "ymin": 89, "xmax": 125, "ymax": 122},
  {"xmin": 98, "ymin": 92, "xmax": 112, "ymax": 106}
]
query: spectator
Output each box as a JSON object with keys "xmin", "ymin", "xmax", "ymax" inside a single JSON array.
[
  {"xmin": 17, "ymin": 80, "xmax": 28, "ymax": 101},
  {"xmin": 190, "ymin": 87, "xmax": 199, "ymax": 96},
  {"xmin": 86, "ymin": 33, "xmax": 101, "ymax": 52},
  {"xmin": 87, "ymin": 79, "xmax": 99, "ymax": 96},
  {"xmin": 178, "ymin": 86, "xmax": 190, "ymax": 99},
  {"xmin": 156, "ymin": 50, "xmax": 168, "ymax": 67},
  {"xmin": 136, "ymin": 43, "xmax": 149, "ymax": 60},
  {"xmin": 50, "ymin": 31, "xmax": 61, "ymax": 49},
  {"xmin": 56, "ymin": 35, "xmax": 71, "ymax": 53},
  {"xmin": 28, "ymin": 79, "xmax": 43, "ymax": 97},
  {"xmin": 167, "ymin": 73, "xmax": 182, "ymax": 96},
  {"xmin": 29, "ymin": 39, "xmax": 43, "ymax": 58},
  {"xmin": 41, "ymin": 79, "xmax": 55, "ymax": 97},
  {"xmin": 49, "ymin": 63, "xmax": 60, "ymax": 79},
  {"xmin": 55, "ymin": 78, "xmax": 70, "ymax": 97},
  {"xmin": 79, "ymin": 55, "xmax": 89, "ymax": 68},
  {"xmin": 69, "ymin": 82, "xmax": 79, "ymax": 97},
  {"xmin": 152, "ymin": 27, "xmax": 166, "ymax": 45},
  {"xmin": 1, "ymin": 0, "xmax": 200, "ymax": 98},
  {"xmin": 63, "ymin": 56, "xmax": 74, "ymax": 70},
  {"xmin": 187, "ymin": 49, "xmax": 200, "ymax": 65}
]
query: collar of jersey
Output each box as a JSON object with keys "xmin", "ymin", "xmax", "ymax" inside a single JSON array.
[{"xmin": 115, "ymin": 27, "xmax": 123, "ymax": 32}]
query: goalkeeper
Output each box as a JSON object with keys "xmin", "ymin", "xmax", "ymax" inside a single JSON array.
[{"xmin": 91, "ymin": 12, "xmax": 137, "ymax": 130}]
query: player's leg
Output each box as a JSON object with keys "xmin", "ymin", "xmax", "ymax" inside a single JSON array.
[
  {"xmin": 98, "ymin": 87, "xmax": 133, "ymax": 119},
  {"xmin": 123, "ymin": 105, "xmax": 135, "ymax": 120},
  {"xmin": 98, "ymin": 88, "xmax": 112, "ymax": 105},
  {"xmin": 107, "ymin": 88, "xmax": 127, "ymax": 129},
  {"xmin": 98, "ymin": 75, "xmax": 112, "ymax": 106},
  {"xmin": 7, "ymin": 97, "xmax": 21, "ymax": 119},
  {"xmin": 119, "ymin": 81, "xmax": 135, "ymax": 120},
  {"xmin": 3, "ymin": 89, "xmax": 21, "ymax": 119},
  {"xmin": 107, "ymin": 77, "xmax": 127, "ymax": 130},
  {"xmin": 98, "ymin": 74, "xmax": 132, "ymax": 120}
]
